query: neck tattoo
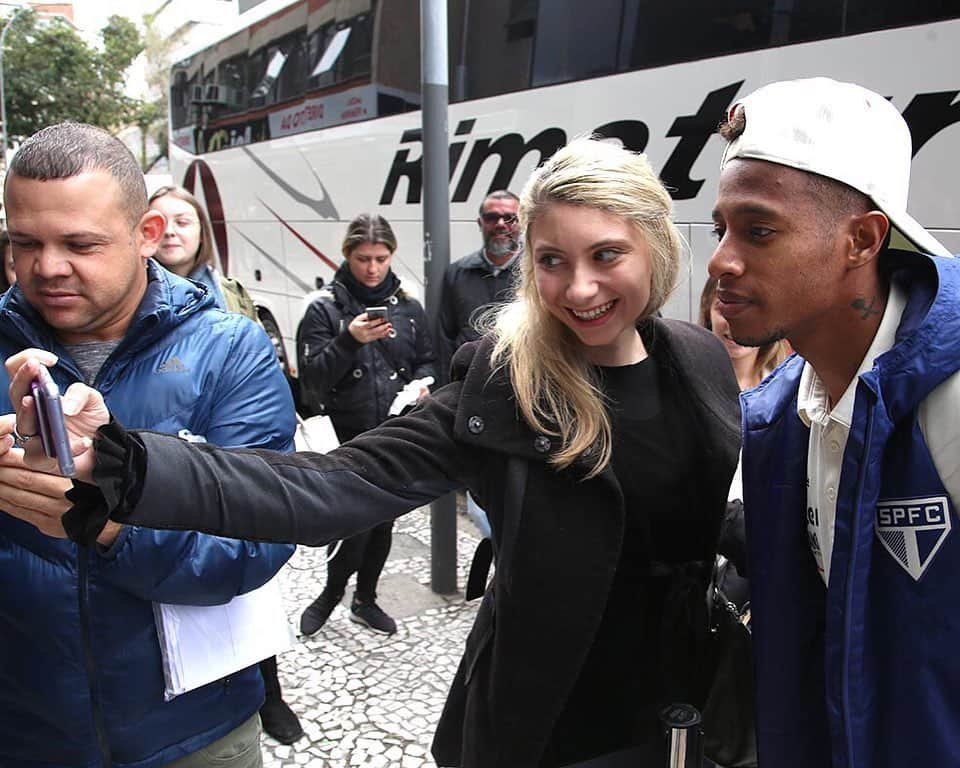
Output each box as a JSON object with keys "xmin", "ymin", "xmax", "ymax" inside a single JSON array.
[{"xmin": 851, "ymin": 296, "xmax": 882, "ymax": 320}]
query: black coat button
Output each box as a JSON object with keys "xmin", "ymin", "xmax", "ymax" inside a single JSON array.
[
  {"xmin": 533, "ymin": 435, "xmax": 551, "ymax": 453},
  {"xmin": 467, "ymin": 415, "xmax": 484, "ymax": 434}
]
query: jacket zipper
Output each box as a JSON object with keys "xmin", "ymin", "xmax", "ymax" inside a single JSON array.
[
  {"xmin": 78, "ymin": 553, "xmax": 113, "ymax": 767},
  {"xmin": 841, "ymin": 394, "xmax": 875, "ymax": 768}
]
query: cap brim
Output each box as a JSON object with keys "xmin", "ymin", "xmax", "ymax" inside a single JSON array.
[{"xmin": 886, "ymin": 207, "xmax": 953, "ymax": 258}]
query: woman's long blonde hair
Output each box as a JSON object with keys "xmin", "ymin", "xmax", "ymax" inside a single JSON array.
[{"xmin": 489, "ymin": 137, "xmax": 682, "ymax": 478}]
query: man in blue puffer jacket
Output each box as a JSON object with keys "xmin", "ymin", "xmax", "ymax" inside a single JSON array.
[
  {"xmin": 709, "ymin": 78, "xmax": 960, "ymax": 767},
  {"xmin": 0, "ymin": 123, "xmax": 296, "ymax": 767}
]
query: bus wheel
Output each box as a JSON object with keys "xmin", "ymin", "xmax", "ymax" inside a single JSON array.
[{"xmin": 258, "ymin": 311, "xmax": 291, "ymax": 378}]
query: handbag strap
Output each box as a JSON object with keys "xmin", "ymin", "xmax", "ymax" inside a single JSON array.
[{"xmin": 373, "ymin": 338, "xmax": 413, "ymax": 384}]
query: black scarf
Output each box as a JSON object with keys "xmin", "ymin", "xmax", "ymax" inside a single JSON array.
[{"xmin": 334, "ymin": 262, "xmax": 402, "ymax": 306}]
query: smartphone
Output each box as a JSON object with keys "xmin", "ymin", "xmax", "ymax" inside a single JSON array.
[
  {"xmin": 31, "ymin": 365, "xmax": 76, "ymax": 477},
  {"xmin": 365, "ymin": 306, "xmax": 388, "ymax": 321}
]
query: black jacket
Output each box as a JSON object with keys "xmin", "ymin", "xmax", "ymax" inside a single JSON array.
[
  {"xmin": 438, "ymin": 249, "xmax": 519, "ymax": 382},
  {"xmin": 107, "ymin": 318, "xmax": 740, "ymax": 768},
  {"xmin": 297, "ymin": 279, "xmax": 436, "ymax": 439}
]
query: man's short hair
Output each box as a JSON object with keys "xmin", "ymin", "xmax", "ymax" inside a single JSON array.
[
  {"xmin": 7, "ymin": 122, "xmax": 148, "ymax": 228},
  {"xmin": 717, "ymin": 78, "xmax": 948, "ymax": 257},
  {"xmin": 719, "ymin": 109, "xmax": 872, "ymax": 222},
  {"xmin": 479, "ymin": 189, "xmax": 519, "ymax": 215}
]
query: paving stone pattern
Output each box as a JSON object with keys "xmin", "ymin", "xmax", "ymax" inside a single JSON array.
[{"xmin": 263, "ymin": 504, "xmax": 483, "ymax": 767}]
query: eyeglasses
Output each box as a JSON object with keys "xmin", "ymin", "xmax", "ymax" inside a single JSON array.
[{"xmin": 480, "ymin": 212, "xmax": 518, "ymax": 225}]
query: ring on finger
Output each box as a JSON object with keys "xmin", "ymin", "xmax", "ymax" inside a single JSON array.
[{"xmin": 12, "ymin": 423, "xmax": 39, "ymax": 445}]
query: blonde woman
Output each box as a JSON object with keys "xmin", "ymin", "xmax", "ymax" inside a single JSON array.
[{"xmin": 10, "ymin": 138, "xmax": 741, "ymax": 767}]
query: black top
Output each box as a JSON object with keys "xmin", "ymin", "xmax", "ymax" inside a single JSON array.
[{"xmin": 546, "ymin": 355, "xmax": 702, "ymax": 765}]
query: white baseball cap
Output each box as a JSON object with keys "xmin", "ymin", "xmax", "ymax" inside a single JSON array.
[{"xmin": 720, "ymin": 77, "xmax": 951, "ymax": 258}]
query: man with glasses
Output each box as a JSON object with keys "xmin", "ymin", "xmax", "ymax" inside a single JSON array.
[
  {"xmin": 438, "ymin": 189, "xmax": 521, "ymax": 383},
  {"xmin": 437, "ymin": 190, "xmax": 521, "ymax": 570}
]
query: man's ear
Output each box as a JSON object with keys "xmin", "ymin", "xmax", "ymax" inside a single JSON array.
[
  {"xmin": 137, "ymin": 210, "xmax": 166, "ymax": 259},
  {"xmin": 847, "ymin": 211, "xmax": 889, "ymax": 270}
]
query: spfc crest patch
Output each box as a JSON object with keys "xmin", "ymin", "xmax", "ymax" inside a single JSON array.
[{"xmin": 875, "ymin": 496, "xmax": 951, "ymax": 581}]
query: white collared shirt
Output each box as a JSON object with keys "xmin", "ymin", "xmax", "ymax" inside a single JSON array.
[{"xmin": 797, "ymin": 284, "xmax": 960, "ymax": 585}]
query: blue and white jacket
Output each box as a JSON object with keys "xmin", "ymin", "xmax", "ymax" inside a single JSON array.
[
  {"xmin": 742, "ymin": 250, "xmax": 960, "ymax": 768},
  {"xmin": 0, "ymin": 261, "xmax": 296, "ymax": 768}
]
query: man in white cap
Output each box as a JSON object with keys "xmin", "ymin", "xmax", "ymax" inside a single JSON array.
[{"xmin": 710, "ymin": 77, "xmax": 959, "ymax": 767}]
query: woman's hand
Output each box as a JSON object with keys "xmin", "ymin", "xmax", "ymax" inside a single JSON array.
[
  {"xmin": 348, "ymin": 312, "xmax": 394, "ymax": 344},
  {"xmin": 5, "ymin": 350, "xmax": 111, "ymax": 484}
]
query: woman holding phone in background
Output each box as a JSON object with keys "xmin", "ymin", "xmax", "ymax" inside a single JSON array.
[{"xmin": 296, "ymin": 213, "xmax": 436, "ymax": 637}]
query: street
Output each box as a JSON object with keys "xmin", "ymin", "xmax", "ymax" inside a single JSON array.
[{"xmin": 263, "ymin": 505, "xmax": 482, "ymax": 767}]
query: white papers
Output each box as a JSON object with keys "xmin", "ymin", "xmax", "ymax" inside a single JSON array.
[
  {"xmin": 388, "ymin": 376, "xmax": 435, "ymax": 416},
  {"xmin": 728, "ymin": 450, "xmax": 743, "ymax": 502},
  {"xmin": 155, "ymin": 572, "xmax": 296, "ymax": 701},
  {"xmin": 294, "ymin": 413, "xmax": 340, "ymax": 453}
]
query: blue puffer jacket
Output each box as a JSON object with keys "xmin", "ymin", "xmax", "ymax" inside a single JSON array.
[
  {"xmin": 0, "ymin": 261, "xmax": 296, "ymax": 768},
  {"xmin": 742, "ymin": 250, "xmax": 960, "ymax": 768}
]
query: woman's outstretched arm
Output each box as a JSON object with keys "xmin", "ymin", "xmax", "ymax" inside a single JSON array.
[
  {"xmin": 110, "ymin": 389, "xmax": 469, "ymax": 546},
  {"xmin": 4, "ymin": 349, "xmax": 473, "ymax": 547}
]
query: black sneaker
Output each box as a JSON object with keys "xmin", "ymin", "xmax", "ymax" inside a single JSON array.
[
  {"xmin": 350, "ymin": 598, "xmax": 397, "ymax": 635},
  {"xmin": 260, "ymin": 695, "xmax": 304, "ymax": 744},
  {"xmin": 299, "ymin": 592, "xmax": 340, "ymax": 636}
]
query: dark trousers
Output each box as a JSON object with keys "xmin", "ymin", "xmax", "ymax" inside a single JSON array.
[
  {"xmin": 323, "ymin": 520, "xmax": 394, "ymax": 601},
  {"xmin": 259, "ymin": 655, "xmax": 282, "ymax": 700}
]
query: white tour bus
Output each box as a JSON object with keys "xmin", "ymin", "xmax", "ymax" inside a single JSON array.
[{"xmin": 168, "ymin": 0, "xmax": 960, "ymax": 383}]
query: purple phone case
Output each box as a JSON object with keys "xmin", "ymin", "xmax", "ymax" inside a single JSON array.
[{"xmin": 31, "ymin": 367, "xmax": 76, "ymax": 477}]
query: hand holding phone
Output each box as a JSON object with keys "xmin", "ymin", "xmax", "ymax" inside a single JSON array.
[
  {"xmin": 349, "ymin": 306, "xmax": 393, "ymax": 343},
  {"xmin": 31, "ymin": 365, "xmax": 76, "ymax": 477}
]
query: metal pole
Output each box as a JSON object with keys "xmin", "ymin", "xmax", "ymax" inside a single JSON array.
[
  {"xmin": 660, "ymin": 703, "xmax": 704, "ymax": 768},
  {"xmin": 421, "ymin": 0, "xmax": 457, "ymax": 594},
  {"xmin": 454, "ymin": 0, "xmax": 471, "ymax": 101},
  {"xmin": 0, "ymin": 4, "xmax": 24, "ymax": 167}
]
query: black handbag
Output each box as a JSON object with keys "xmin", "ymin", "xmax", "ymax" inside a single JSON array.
[{"xmin": 701, "ymin": 585, "xmax": 757, "ymax": 768}]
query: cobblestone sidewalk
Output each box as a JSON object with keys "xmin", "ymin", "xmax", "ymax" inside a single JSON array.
[{"xmin": 263, "ymin": 505, "xmax": 482, "ymax": 767}]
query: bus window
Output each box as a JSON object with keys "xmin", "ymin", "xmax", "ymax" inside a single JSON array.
[
  {"xmin": 375, "ymin": 0, "xmax": 419, "ymax": 102},
  {"xmin": 307, "ymin": 13, "xmax": 374, "ymax": 92},
  {"xmin": 249, "ymin": 28, "xmax": 308, "ymax": 107},
  {"xmin": 170, "ymin": 69, "xmax": 190, "ymax": 130},
  {"xmin": 531, "ymin": 0, "xmax": 624, "ymax": 87},
  {"xmin": 219, "ymin": 52, "xmax": 248, "ymax": 115},
  {"xmin": 452, "ymin": 0, "xmax": 533, "ymax": 102},
  {"xmin": 843, "ymin": 0, "xmax": 956, "ymax": 35},
  {"xmin": 525, "ymin": 0, "xmax": 960, "ymax": 89}
]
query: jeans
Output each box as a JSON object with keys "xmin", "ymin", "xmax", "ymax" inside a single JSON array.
[{"xmin": 164, "ymin": 714, "xmax": 262, "ymax": 768}]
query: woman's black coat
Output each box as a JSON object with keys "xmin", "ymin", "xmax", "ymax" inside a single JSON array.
[
  {"xmin": 102, "ymin": 318, "xmax": 741, "ymax": 768},
  {"xmin": 297, "ymin": 279, "xmax": 436, "ymax": 437}
]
